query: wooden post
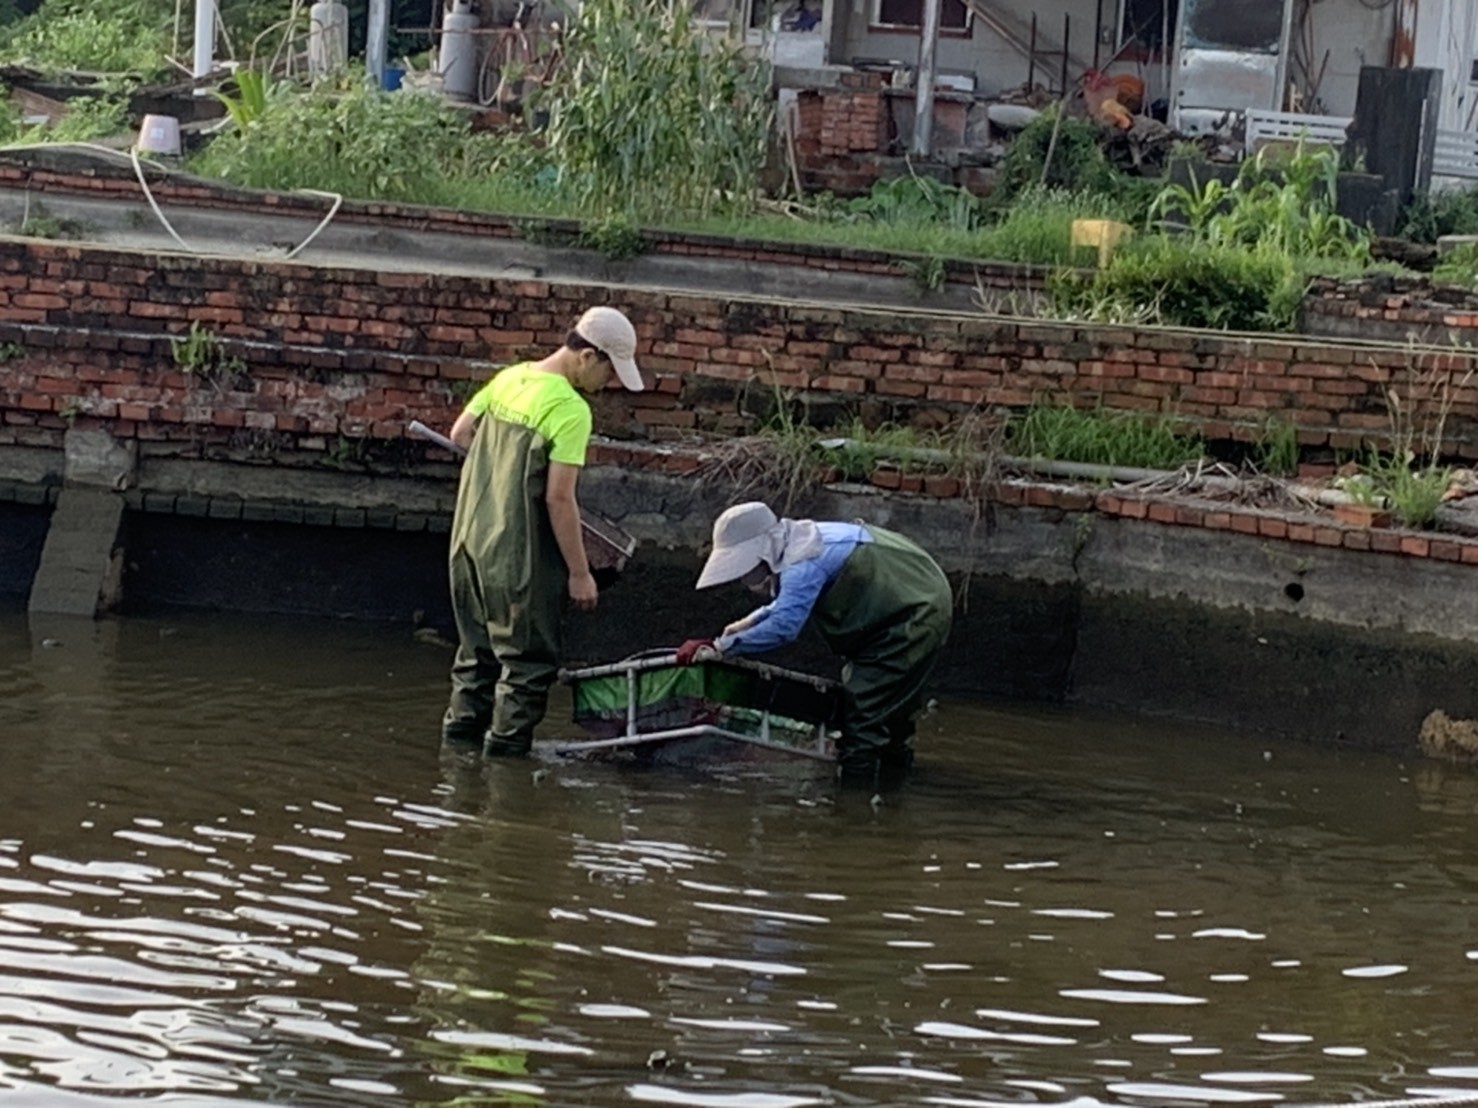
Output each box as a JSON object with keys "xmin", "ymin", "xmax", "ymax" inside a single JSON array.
[{"xmin": 1347, "ymin": 65, "xmax": 1443, "ymax": 201}]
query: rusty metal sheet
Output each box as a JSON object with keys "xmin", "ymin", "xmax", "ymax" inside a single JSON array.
[{"xmin": 1392, "ymin": 0, "xmax": 1419, "ymax": 68}]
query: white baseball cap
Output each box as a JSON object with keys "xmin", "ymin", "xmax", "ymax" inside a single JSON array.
[{"xmin": 575, "ymin": 306, "xmax": 644, "ymax": 392}]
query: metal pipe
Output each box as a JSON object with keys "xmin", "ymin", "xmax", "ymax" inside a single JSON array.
[
  {"xmin": 1093, "ymin": 0, "xmax": 1103, "ymax": 70},
  {"xmin": 366, "ymin": 0, "xmax": 390, "ymax": 86},
  {"xmin": 546, "ymin": 724, "xmax": 834, "ymax": 762},
  {"xmin": 1061, "ymin": 12, "xmax": 1071, "ymax": 95},
  {"xmin": 192, "ymin": 0, "xmax": 215, "ymax": 86},
  {"xmin": 1028, "ymin": 12, "xmax": 1038, "ymax": 90},
  {"xmin": 911, "ymin": 0, "xmax": 943, "ymax": 157},
  {"xmin": 814, "ymin": 436, "xmax": 1235, "ymax": 488}
]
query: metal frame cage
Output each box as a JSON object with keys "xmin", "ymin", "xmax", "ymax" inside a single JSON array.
[{"xmin": 551, "ymin": 650, "xmax": 840, "ymax": 762}]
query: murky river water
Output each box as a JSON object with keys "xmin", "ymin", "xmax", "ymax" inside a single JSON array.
[{"xmin": 1, "ymin": 610, "xmax": 1478, "ymax": 1107}]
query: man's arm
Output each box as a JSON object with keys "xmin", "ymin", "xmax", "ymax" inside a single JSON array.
[
  {"xmin": 449, "ymin": 410, "xmax": 479, "ymax": 451},
  {"xmin": 546, "ymin": 462, "xmax": 597, "ymax": 611}
]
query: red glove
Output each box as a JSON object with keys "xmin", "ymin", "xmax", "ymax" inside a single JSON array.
[{"xmin": 675, "ymin": 638, "xmax": 717, "ymax": 666}]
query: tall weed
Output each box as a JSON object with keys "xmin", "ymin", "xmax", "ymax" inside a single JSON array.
[
  {"xmin": 975, "ymin": 187, "xmax": 1133, "ymax": 267},
  {"xmin": 541, "ymin": 0, "xmax": 772, "ymax": 221}
]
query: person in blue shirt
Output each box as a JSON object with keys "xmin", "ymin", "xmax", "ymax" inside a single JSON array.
[{"xmin": 677, "ymin": 502, "xmax": 953, "ymax": 784}]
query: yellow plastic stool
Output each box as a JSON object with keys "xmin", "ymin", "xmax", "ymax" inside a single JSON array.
[{"xmin": 1071, "ymin": 219, "xmax": 1134, "ymax": 266}]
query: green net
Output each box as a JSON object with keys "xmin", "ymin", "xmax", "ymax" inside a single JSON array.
[{"xmin": 570, "ymin": 661, "xmax": 825, "ymax": 746}]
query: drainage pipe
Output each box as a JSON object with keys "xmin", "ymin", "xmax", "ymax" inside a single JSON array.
[{"xmin": 814, "ymin": 436, "xmax": 1220, "ymax": 487}]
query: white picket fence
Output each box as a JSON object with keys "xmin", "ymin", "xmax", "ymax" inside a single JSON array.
[{"xmin": 1243, "ymin": 108, "xmax": 1478, "ymax": 182}]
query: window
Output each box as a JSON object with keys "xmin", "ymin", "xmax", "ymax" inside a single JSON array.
[
  {"xmin": 691, "ymin": 0, "xmax": 738, "ymax": 26},
  {"xmin": 872, "ymin": 0, "xmax": 970, "ymax": 34},
  {"xmin": 1119, "ymin": 0, "xmax": 1177, "ymax": 53},
  {"xmin": 1184, "ymin": 0, "xmax": 1287, "ymax": 53}
]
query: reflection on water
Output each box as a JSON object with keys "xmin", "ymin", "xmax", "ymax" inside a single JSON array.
[{"xmin": 1, "ymin": 610, "xmax": 1478, "ymax": 1106}]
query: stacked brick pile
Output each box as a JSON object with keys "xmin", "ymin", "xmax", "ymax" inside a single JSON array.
[{"xmin": 790, "ymin": 73, "xmax": 890, "ymax": 194}]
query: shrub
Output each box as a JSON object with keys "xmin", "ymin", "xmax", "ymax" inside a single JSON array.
[
  {"xmin": 994, "ymin": 107, "xmax": 1120, "ymax": 203},
  {"xmin": 192, "ymin": 79, "xmax": 473, "ymax": 202},
  {"xmin": 1051, "ymin": 239, "xmax": 1304, "ymax": 332},
  {"xmin": 0, "ymin": 0, "xmax": 171, "ymax": 77}
]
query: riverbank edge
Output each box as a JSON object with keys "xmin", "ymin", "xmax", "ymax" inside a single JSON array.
[{"xmin": 4, "ymin": 442, "xmax": 1478, "ymax": 756}]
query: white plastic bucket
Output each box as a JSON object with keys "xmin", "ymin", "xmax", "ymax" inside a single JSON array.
[{"xmin": 136, "ymin": 114, "xmax": 182, "ymax": 157}]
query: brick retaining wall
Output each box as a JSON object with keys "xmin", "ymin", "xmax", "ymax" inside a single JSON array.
[
  {"xmin": 1304, "ymin": 274, "xmax": 1478, "ymax": 347},
  {"xmin": 2, "ymin": 239, "xmax": 1478, "ymax": 461},
  {"xmin": 0, "ymin": 154, "xmax": 1023, "ymax": 298}
]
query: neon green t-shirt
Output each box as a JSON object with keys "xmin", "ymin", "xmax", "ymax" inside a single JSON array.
[{"xmin": 462, "ymin": 362, "xmax": 592, "ymax": 466}]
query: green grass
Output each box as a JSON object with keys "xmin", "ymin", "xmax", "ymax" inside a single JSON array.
[{"xmin": 1008, "ymin": 404, "xmax": 1205, "ymax": 470}]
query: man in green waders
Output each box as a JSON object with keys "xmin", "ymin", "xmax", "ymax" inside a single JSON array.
[
  {"xmin": 441, "ymin": 306, "xmax": 646, "ymax": 755},
  {"xmin": 676, "ymin": 503, "xmax": 953, "ymax": 785}
]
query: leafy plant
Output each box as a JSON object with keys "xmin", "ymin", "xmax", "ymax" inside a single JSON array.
[
  {"xmin": 901, "ymin": 254, "xmax": 947, "ymax": 293},
  {"xmin": 1149, "ymin": 142, "xmax": 1369, "ymax": 262},
  {"xmin": 1401, "ymin": 185, "xmax": 1478, "ymax": 244},
  {"xmin": 171, "ymin": 321, "xmax": 248, "ymax": 391},
  {"xmin": 1434, "ymin": 243, "xmax": 1478, "ymax": 287},
  {"xmin": 850, "ymin": 174, "xmax": 984, "ymax": 232},
  {"xmin": 1370, "ymin": 456, "xmax": 1450, "ymax": 527},
  {"xmin": 9, "ymin": 200, "xmax": 89, "ymax": 239},
  {"xmin": 0, "ymin": 0, "xmax": 172, "ymax": 77},
  {"xmin": 578, "ymin": 214, "xmax": 648, "ymax": 259}
]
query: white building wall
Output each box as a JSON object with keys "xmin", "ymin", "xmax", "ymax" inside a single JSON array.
[{"xmin": 1289, "ymin": 0, "xmax": 1395, "ymax": 118}]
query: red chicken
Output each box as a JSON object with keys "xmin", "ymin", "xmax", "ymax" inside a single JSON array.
[{"xmin": 1080, "ymin": 69, "xmax": 1146, "ymax": 130}]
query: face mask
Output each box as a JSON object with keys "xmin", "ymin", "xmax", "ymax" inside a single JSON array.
[{"xmin": 742, "ymin": 563, "xmax": 777, "ymax": 600}]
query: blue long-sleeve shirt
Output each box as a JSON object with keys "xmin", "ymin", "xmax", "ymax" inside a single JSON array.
[{"xmin": 715, "ymin": 522, "xmax": 871, "ymax": 656}]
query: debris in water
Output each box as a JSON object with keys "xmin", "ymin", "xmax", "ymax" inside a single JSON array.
[{"xmin": 1419, "ymin": 710, "xmax": 1478, "ymax": 763}]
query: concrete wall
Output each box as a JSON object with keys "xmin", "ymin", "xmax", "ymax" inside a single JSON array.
[{"xmin": 830, "ymin": 0, "xmax": 1107, "ymax": 99}]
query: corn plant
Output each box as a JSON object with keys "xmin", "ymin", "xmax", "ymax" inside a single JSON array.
[
  {"xmin": 214, "ymin": 68, "xmax": 270, "ymax": 130},
  {"xmin": 1149, "ymin": 141, "xmax": 1369, "ymax": 262},
  {"xmin": 539, "ymin": 0, "xmax": 773, "ymax": 222}
]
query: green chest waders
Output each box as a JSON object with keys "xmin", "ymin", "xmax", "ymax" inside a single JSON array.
[
  {"xmin": 442, "ymin": 419, "xmax": 567, "ymax": 754},
  {"xmin": 811, "ymin": 525, "xmax": 953, "ymax": 772}
]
